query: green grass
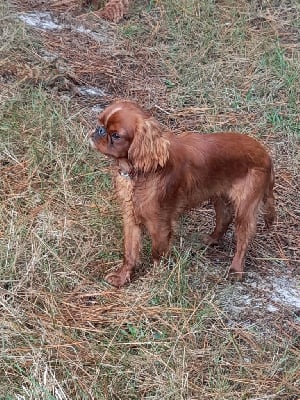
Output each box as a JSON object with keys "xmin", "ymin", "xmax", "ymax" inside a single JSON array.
[
  {"xmin": 0, "ymin": 0, "xmax": 299, "ymax": 399},
  {"xmin": 0, "ymin": 86, "xmax": 118, "ymax": 290},
  {"xmin": 124, "ymin": 1, "xmax": 300, "ymax": 139}
]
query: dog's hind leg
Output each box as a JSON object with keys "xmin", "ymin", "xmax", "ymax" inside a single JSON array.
[
  {"xmin": 229, "ymin": 169, "xmax": 267, "ymax": 278},
  {"xmin": 203, "ymin": 196, "xmax": 234, "ymax": 245},
  {"xmin": 263, "ymin": 166, "xmax": 276, "ymax": 229}
]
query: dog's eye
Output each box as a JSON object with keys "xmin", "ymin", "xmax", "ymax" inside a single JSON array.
[{"xmin": 111, "ymin": 132, "xmax": 121, "ymax": 140}]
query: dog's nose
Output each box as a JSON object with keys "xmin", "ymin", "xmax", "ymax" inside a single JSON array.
[{"xmin": 93, "ymin": 126, "xmax": 107, "ymax": 138}]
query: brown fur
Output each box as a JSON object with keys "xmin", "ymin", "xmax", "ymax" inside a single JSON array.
[{"xmin": 90, "ymin": 100, "xmax": 275, "ymax": 287}]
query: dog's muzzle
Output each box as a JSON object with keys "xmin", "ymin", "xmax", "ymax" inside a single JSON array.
[{"xmin": 89, "ymin": 126, "xmax": 107, "ymax": 148}]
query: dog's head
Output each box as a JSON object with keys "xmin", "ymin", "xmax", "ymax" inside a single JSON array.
[{"xmin": 90, "ymin": 100, "xmax": 169, "ymax": 173}]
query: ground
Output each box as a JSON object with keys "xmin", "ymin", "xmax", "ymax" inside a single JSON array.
[{"xmin": 0, "ymin": 1, "xmax": 299, "ymax": 399}]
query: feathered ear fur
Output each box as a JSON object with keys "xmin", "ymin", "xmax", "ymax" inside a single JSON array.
[{"xmin": 128, "ymin": 117, "xmax": 170, "ymax": 173}]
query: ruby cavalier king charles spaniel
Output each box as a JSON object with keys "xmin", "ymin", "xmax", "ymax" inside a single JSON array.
[{"xmin": 90, "ymin": 100, "xmax": 275, "ymax": 287}]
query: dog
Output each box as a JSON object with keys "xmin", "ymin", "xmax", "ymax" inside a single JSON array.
[{"xmin": 90, "ymin": 100, "xmax": 275, "ymax": 287}]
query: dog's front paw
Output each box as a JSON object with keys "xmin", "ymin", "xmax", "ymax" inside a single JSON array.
[{"xmin": 104, "ymin": 269, "xmax": 131, "ymax": 287}]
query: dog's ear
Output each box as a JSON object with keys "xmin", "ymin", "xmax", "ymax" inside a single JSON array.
[{"xmin": 128, "ymin": 117, "xmax": 170, "ymax": 173}]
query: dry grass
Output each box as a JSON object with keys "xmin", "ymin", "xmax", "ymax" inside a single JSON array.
[{"xmin": 0, "ymin": 0, "xmax": 299, "ymax": 399}]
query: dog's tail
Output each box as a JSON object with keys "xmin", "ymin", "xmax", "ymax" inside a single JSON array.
[{"xmin": 263, "ymin": 161, "xmax": 276, "ymax": 229}]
